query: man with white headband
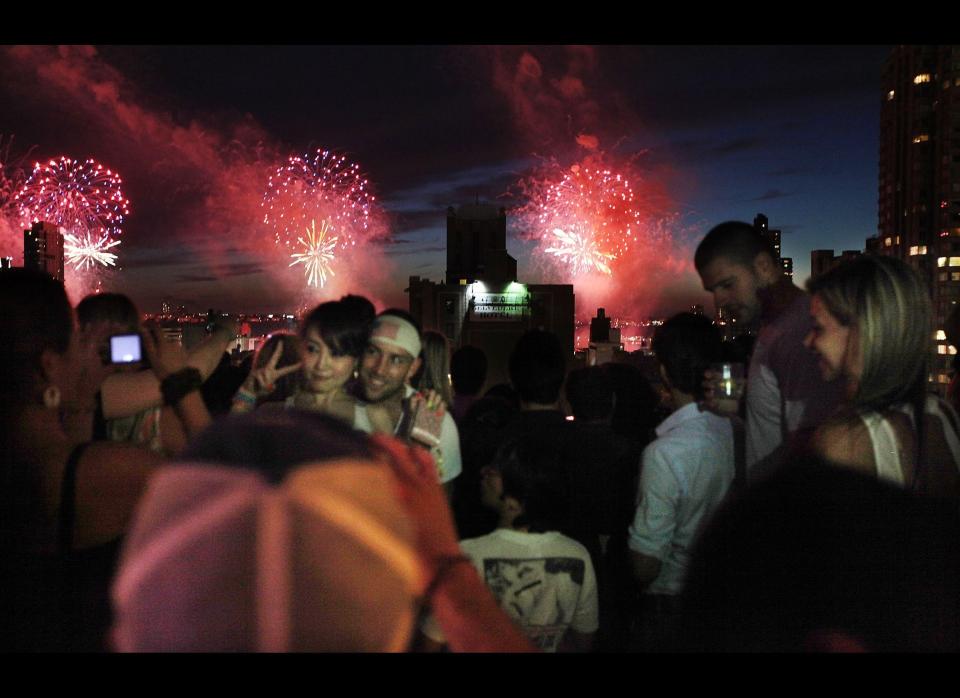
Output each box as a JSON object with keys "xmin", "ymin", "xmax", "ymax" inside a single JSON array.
[{"xmin": 359, "ymin": 309, "xmax": 462, "ymax": 486}]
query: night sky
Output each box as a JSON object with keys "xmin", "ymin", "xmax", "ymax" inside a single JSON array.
[{"xmin": 0, "ymin": 45, "xmax": 891, "ymax": 319}]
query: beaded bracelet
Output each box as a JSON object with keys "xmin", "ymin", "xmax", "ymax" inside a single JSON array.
[
  {"xmin": 160, "ymin": 368, "xmax": 203, "ymax": 406},
  {"xmin": 233, "ymin": 390, "xmax": 257, "ymax": 404}
]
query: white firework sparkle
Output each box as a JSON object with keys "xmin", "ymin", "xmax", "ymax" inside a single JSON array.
[
  {"xmin": 544, "ymin": 227, "xmax": 615, "ymax": 276},
  {"xmin": 289, "ymin": 218, "xmax": 338, "ymax": 288},
  {"xmin": 62, "ymin": 231, "xmax": 121, "ymax": 270}
]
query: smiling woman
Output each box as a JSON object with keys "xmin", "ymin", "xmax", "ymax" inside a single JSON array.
[
  {"xmin": 804, "ymin": 255, "xmax": 960, "ymax": 501},
  {"xmin": 230, "ymin": 298, "xmax": 376, "ymax": 433}
]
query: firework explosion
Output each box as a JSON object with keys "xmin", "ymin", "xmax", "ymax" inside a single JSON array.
[
  {"xmin": 289, "ymin": 218, "xmax": 338, "ymax": 288},
  {"xmin": 15, "ymin": 156, "xmax": 129, "ymax": 270},
  {"xmin": 262, "ymin": 149, "xmax": 376, "ymax": 255},
  {"xmin": 544, "ymin": 227, "xmax": 615, "ymax": 276},
  {"xmin": 514, "ymin": 160, "xmax": 667, "ymax": 279},
  {"xmin": 63, "ymin": 231, "xmax": 120, "ymax": 270}
]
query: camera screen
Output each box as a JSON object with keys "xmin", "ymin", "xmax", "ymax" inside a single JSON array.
[{"xmin": 110, "ymin": 334, "xmax": 142, "ymax": 364}]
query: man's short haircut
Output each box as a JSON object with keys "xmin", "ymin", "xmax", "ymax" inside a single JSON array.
[
  {"xmin": 301, "ymin": 299, "xmax": 371, "ymax": 359},
  {"xmin": 493, "ymin": 437, "xmax": 568, "ymax": 533},
  {"xmin": 451, "ymin": 345, "xmax": 488, "ymax": 396},
  {"xmin": 508, "ymin": 330, "xmax": 566, "ymax": 405},
  {"xmin": 652, "ymin": 313, "xmax": 722, "ymax": 401},
  {"xmin": 694, "ymin": 221, "xmax": 777, "ymax": 274},
  {"xmin": 565, "ymin": 366, "xmax": 614, "ymax": 421}
]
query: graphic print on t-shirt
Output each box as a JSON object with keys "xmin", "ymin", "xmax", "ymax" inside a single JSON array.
[{"xmin": 482, "ymin": 557, "xmax": 585, "ymax": 652}]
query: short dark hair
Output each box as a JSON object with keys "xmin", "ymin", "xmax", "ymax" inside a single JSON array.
[
  {"xmin": 339, "ymin": 295, "xmax": 376, "ymax": 327},
  {"xmin": 493, "ymin": 438, "xmax": 568, "ymax": 533},
  {"xmin": 508, "ymin": 330, "xmax": 566, "ymax": 405},
  {"xmin": 451, "ymin": 345, "xmax": 487, "ymax": 395},
  {"xmin": 694, "ymin": 221, "xmax": 776, "ymax": 274},
  {"xmin": 652, "ymin": 313, "xmax": 722, "ymax": 400},
  {"xmin": 565, "ymin": 366, "xmax": 614, "ymax": 421},
  {"xmin": 301, "ymin": 299, "xmax": 371, "ymax": 359},
  {"xmin": 183, "ymin": 410, "xmax": 373, "ymax": 484},
  {"xmin": 76, "ymin": 292, "xmax": 140, "ymax": 330}
]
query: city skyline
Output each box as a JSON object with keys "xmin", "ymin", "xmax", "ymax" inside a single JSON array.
[{"xmin": 1, "ymin": 45, "xmax": 891, "ymax": 317}]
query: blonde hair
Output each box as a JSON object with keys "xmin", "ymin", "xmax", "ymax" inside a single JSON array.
[
  {"xmin": 807, "ymin": 254, "xmax": 931, "ymax": 411},
  {"xmin": 414, "ymin": 331, "xmax": 453, "ymax": 406}
]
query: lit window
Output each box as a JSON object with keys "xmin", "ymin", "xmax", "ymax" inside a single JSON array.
[
  {"xmin": 910, "ymin": 245, "xmax": 919, "ymax": 255},
  {"xmin": 939, "ymin": 345, "xmax": 948, "ymax": 354},
  {"xmin": 937, "ymin": 330, "xmax": 947, "ymax": 340},
  {"xmin": 886, "ymin": 237, "xmax": 893, "ymax": 247},
  {"xmin": 940, "ymin": 374, "xmax": 951, "ymax": 384},
  {"xmin": 952, "ymin": 346, "xmax": 958, "ymax": 355},
  {"xmin": 920, "ymin": 245, "xmax": 928, "ymax": 254},
  {"xmin": 913, "ymin": 134, "xmax": 930, "ymax": 143},
  {"xmin": 914, "ymin": 73, "xmax": 931, "ymax": 84},
  {"xmin": 950, "ymin": 257, "xmax": 960, "ymax": 266},
  {"xmin": 938, "ymin": 257, "xmax": 947, "ymax": 267},
  {"xmin": 887, "ymin": 90, "xmax": 895, "ymax": 100},
  {"xmin": 953, "ymin": 272, "xmax": 960, "ymax": 281},
  {"xmin": 896, "ymin": 236, "xmax": 901, "ymax": 244}
]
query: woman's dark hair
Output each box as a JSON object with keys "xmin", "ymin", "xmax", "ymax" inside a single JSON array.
[
  {"xmin": 0, "ymin": 269, "xmax": 73, "ymax": 406},
  {"xmin": 492, "ymin": 437, "xmax": 568, "ymax": 533},
  {"xmin": 652, "ymin": 313, "xmax": 722, "ymax": 401},
  {"xmin": 76, "ymin": 292, "xmax": 140, "ymax": 330},
  {"xmin": 300, "ymin": 299, "xmax": 371, "ymax": 359}
]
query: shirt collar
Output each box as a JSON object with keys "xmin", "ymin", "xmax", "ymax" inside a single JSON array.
[{"xmin": 655, "ymin": 401, "xmax": 706, "ymax": 437}]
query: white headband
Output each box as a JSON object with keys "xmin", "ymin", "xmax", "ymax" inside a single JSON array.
[{"xmin": 370, "ymin": 315, "xmax": 422, "ymax": 358}]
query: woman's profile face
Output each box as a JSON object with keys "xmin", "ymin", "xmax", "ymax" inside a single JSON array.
[
  {"xmin": 804, "ymin": 294, "xmax": 861, "ymax": 387},
  {"xmin": 300, "ymin": 326, "xmax": 356, "ymax": 395}
]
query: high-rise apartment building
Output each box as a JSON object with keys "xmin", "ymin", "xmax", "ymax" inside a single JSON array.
[
  {"xmin": 23, "ymin": 221, "xmax": 64, "ymax": 281},
  {"xmin": 877, "ymin": 45, "xmax": 960, "ymax": 389}
]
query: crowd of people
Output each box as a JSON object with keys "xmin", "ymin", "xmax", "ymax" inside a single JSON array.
[{"xmin": 2, "ymin": 218, "xmax": 959, "ymax": 652}]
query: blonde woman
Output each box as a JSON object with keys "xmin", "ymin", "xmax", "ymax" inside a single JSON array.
[
  {"xmin": 414, "ymin": 330, "xmax": 454, "ymax": 407},
  {"xmin": 803, "ymin": 255, "xmax": 960, "ymax": 500}
]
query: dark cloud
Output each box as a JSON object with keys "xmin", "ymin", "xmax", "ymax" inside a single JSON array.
[
  {"xmin": 174, "ymin": 273, "xmax": 217, "ymax": 283},
  {"xmin": 387, "ymin": 245, "xmax": 446, "ymax": 257},
  {"xmin": 766, "ymin": 166, "xmax": 807, "ymax": 177},
  {"xmin": 221, "ymin": 262, "xmax": 264, "ymax": 277},
  {"xmin": 712, "ymin": 138, "xmax": 764, "ymax": 155},
  {"xmin": 751, "ymin": 189, "xmax": 794, "ymax": 201}
]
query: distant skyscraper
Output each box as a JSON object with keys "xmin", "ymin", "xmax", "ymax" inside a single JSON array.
[
  {"xmin": 444, "ymin": 202, "xmax": 517, "ymax": 285},
  {"xmin": 781, "ymin": 257, "xmax": 793, "ymax": 279},
  {"xmin": 810, "ymin": 249, "xmax": 863, "ymax": 280},
  {"xmin": 754, "ymin": 213, "xmax": 781, "ymax": 260},
  {"xmin": 23, "ymin": 222, "xmax": 64, "ymax": 281},
  {"xmin": 876, "ymin": 45, "xmax": 960, "ymax": 389}
]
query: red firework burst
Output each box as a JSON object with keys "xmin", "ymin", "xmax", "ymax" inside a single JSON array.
[
  {"xmin": 15, "ymin": 156, "xmax": 129, "ymax": 269},
  {"xmin": 514, "ymin": 159, "xmax": 669, "ymax": 278},
  {"xmin": 261, "ymin": 149, "xmax": 379, "ymax": 255}
]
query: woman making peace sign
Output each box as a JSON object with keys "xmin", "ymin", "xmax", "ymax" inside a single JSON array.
[{"xmin": 231, "ymin": 299, "xmax": 375, "ymax": 432}]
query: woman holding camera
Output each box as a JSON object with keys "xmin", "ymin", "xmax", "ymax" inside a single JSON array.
[{"xmin": 0, "ymin": 269, "xmax": 212, "ymax": 651}]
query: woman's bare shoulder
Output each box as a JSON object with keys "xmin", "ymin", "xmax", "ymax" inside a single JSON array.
[{"xmin": 810, "ymin": 414, "xmax": 875, "ymax": 476}]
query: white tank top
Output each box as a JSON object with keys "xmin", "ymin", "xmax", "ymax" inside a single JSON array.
[{"xmin": 859, "ymin": 396, "xmax": 960, "ymax": 487}]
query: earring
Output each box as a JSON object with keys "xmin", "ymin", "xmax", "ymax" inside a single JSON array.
[{"xmin": 43, "ymin": 385, "xmax": 61, "ymax": 410}]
